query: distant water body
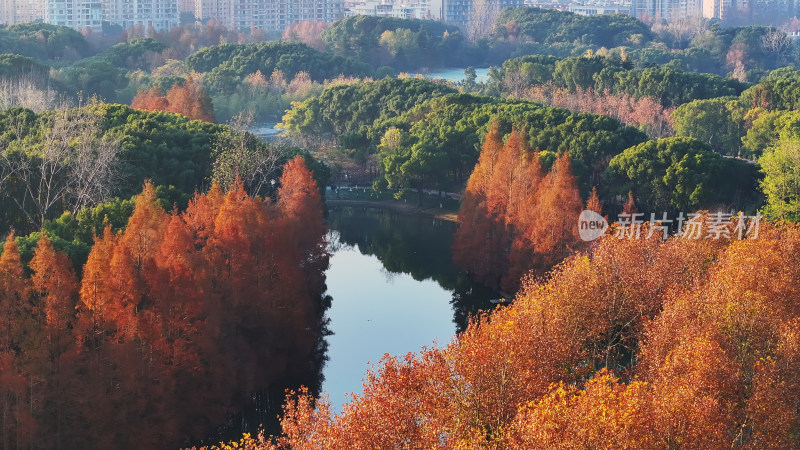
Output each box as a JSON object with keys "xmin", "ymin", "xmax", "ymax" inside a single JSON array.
[
  {"xmin": 250, "ymin": 123, "xmax": 280, "ymax": 139},
  {"xmin": 250, "ymin": 68, "xmax": 490, "ymax": 137},
  {"xmin": 409, "ymin": 67, "xmax": 491, "ymax": 83},
  {"xmin": 321, "ymin": 206, "xmax": 498, "ymax": 413}
]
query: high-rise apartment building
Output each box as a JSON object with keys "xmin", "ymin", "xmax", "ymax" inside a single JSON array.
[
  {"xmin": 0, "ymin": 1, "xmax": 15, "ymax": 24},
  {"xmin": 178, "ymin": 0, "xmax": 193, "ymax": 14},
  {"xmin": 430, "ymin": 0, "xmax": 525, "ymax": 26},
  {"xmin": 196, "ymin": 0, "xmax": 343, "ymax": 31},
  {"xmin": 701, "ymin": 0, "xmax": 733, "ymax": 19},
  {"xmin": 45, "ymin": 0, "xmax": 103, "ymax": 29},
  {"xmin": 344, "ymin": 0, "xmax": 431, "ymax": 19},
  {"xmin": 1, "ymin": 0, "xmax": 46, "ymax": 25},
  {"xmin": 104, "ymin": 0, "xmax": 179, "ymax": 30},
  {"xmin": 3, "ymin": 0, "xmax": 344, "ymax": 31},
  {"xmin": 194, "ymin": 0, "xmax": 230, "ymax": 25},
  {"xmin": 631, "ymin": 0, "xmax": 703, "ymax": 21},
  {"xmin": 430, "ymin": 0, "xmax": 468, "ymax": 23}
]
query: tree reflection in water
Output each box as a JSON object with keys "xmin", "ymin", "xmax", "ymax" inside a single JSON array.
[{"xmin": 326, "ymin": 205, "xmax": 498, "ymax": 333}]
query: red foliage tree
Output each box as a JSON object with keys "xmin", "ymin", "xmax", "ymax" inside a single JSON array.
[
  {"xmin": 131, "ymin": 76, "xmax": 215, "ymax": 123},
  {"xmin": 0, "ymin": 234, "xmax": 34, "ymax": 449},
  {"xmin": 529, "ymin": 152, "xmax": 583, "ymax": 267},
  {"xmin": 454, "ymin": 123, "xmax": 583, "ymax": 293},
  {"xmin": 255, "ymin": 219, "xmax": 800, "ymax": 449},
  {"xmin": 131, "ymin": 86, "xmax": 169, "ymax": 111},
  {"xmin": 29, "ymin": 234, "xmax": 78, "ymax": 448},
  {"xmin": 453, "ymin": 121, "xmax": 509, "ymax": 288},
  {"xmin": 282, "ymin": 21, "xmax": 330, "ymax": 51}
]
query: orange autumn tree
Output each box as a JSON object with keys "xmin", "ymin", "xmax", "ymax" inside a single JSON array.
[
  {"xmin": 452, "ymin": 120, "xmax": 507, "ymax": 288},
  {"xmin": 28, "ymin": 235, "xmax": 78, "ymax": 449},
  {"xmin": 131, "ymin": 76, "xmax": 215, "ymax": 122},
  {"xmin": 530, "ymin": 152, "xmax": 583, "ymax": 268},
  {"xmin": 453, "ymin": 121, "xmax": 583, "ymax": 293},
  {"xmin": 130, "ymin": 86, "xmax": 169, "ymax": 111},
  {"xmin": 0, "ymin": 156, "xmax": 328, "ymax": 449},
  {"xmin": 242, "ymin": 218, "xmax": 800, "ymax": 449},
  {"xmin": 0, "ymin": 234, "xmax": 35, "ymax": 449}
]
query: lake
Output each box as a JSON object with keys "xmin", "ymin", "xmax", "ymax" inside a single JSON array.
[
  {"xmin": 409, "ymin": 67, "xmax": 491, "ymax": 83},
  {"xmin": 322, "ymin": 206, "xmax": 497, "ymax": 412},
  {"xmin": 250, "ymin": 123, "xmax": 281, "ymax": 139}
]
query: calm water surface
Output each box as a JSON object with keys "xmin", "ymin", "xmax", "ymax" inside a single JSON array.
[
  {"xmin": 322, "ymin": 206, "xmax": 496, "ymax": 411},
  {"xmin": 410, "ymin": 67, "xmax": 491, "ymax": 83}
]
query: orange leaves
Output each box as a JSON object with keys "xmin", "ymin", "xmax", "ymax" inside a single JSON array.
[
  {"xmin": 130, "ymin": 86, "xmax": 168, "ymax": 111},
  {"xmin": 586, "ymin": 186, "xmax": 602, "ymax": 214},
  {"xmin": 507, "ymin": 371, "xmax": 652, "ymax": 449},
  {"xmin": 268, "ymin": 221, "xmax": 800, "ymax": 448},
  {"xmin": 5, "ymin": 156, "xmax": 330, "ymax": 447},
  {"xmin": 323, "ymin": 351, "xmax": 453, "ymax": 449},
  {"xmin": 529, "ymin": 152, "xmax": 583, "ymax": 266},
  {"xmin": 277, "ymin": 157, "xmax": 328, "ymax": 275},
  {"xmin": 0, "ymin": 234, "xmax": 35, "ymax": 448},
  {"xmin": 0, "ymin": 233, "xmax": 31, "ymax": 352},
  {"xmin": 30, "ymin": 234, "xmax": 77, "ymax": 343},
  {"xmin": 453, "ymin": 123, "xmax": 582, "ymax": 293},
  {"xmin": 278, "ymin": 157, "xmax": 323, "ymax": 225},
  {"xmin": 746, "ymin": 319, "xmax": 800, "ymax": 447},
  {"xmin": 651, "ymin": 335, "xmax": 738, "ymax": 447},
  {"xmin": 131, "ymin": 76, "xmax": 215, "ymax": 122}
]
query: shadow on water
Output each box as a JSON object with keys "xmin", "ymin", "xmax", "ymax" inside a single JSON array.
[
  {"xmin": 194, "ymin": 205, "xmax": 496, "ymax": 447},
  {"xmin": 190, "ymin": 293, "xmax": 331, "ymax": 447},
  {"xmin": 326, "ymin": 205, "xmax": 498, "ymax": 333}
]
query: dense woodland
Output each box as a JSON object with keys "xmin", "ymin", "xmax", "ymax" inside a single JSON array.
[
  {"xmin": 1, "ymin": 159, "xmax": 330, "ymax": 449},
  {"xmin": 2, "ymin": 6, "xmax": 800, "ymax": 449},
  {"xmin": 230, "ymin": 220, "xmax": 800, "ymax": 449}
]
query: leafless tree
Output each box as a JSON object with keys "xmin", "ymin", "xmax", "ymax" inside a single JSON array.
[
  {"xmin": 6, "ymin": 106, "xmax": 120, "ymax": 228},
  {"xmin": 467, "ymin": 0, "xmax": 500, "ymax": 42},
  {"xmin": 67, "ymin": 113, "xmax": 121, "ymax": 215},
  {"xmin": 651, "ymin": 15, "xmax": 707, "ymax": 49},
  {"xmin": 0, "ymin": 75, "xmax": 69, "ymax": 113},
  {"xmin": 762, "ymin": 28, "xmax": 793, "ymax": 66},
  {"xmin": 211, "ymin": 112, "xmax": 283, "ymax": 197}
]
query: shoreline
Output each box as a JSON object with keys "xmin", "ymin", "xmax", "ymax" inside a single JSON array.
[{"xmin": 325, "ymin": 199, "xmax": 459, "ymax": 222}]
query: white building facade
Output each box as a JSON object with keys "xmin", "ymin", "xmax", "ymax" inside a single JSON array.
[
  {"xmin": 2, "ymin": 0, "xmax": 344, "ymax": 31},
  {"xmin": 430, "ymin": 0, "xmax": 525, "ymax": 26},
  {"xmin": 45, "ymin": 0, "xmax": 103, "ymax": 29},
  {"xmin": 196, "ymin": 0, "xmax": 344, "ymax": 31},
  {"xmin": 345, "ymin": 0, "xmax": 431, "ymax": 19},
  {"xmin": 104, "ymin": 0, "xmax": 180, "ymax": 30}
]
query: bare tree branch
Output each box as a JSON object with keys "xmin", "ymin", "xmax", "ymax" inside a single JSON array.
[
  {"xmin": 3, "ymin": 105, "xmax": 119, "ymax": 228},
  {"xmin": 211, "ymin": 112, "xmax": 283, "ymax": 197},
  {"xmin": 467, "ymin": 0, "xmax": 500, "ymax": 42}
]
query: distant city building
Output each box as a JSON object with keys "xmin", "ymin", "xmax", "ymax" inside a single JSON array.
[
  {"xmin": 429, "ymin": 0, "xmax": 465, "ymax": 24},
  {"xmin": 344, "ymin": 0, "xmax": 431, "ymax": 19},
  {"xmin": 701, "ymin": 0, "xmax": 732, "ymax": 19},
  {"xmin": 45, "ymin": 0, "xmax": 103, "ymax": 29},
  {"xmin": 104, "ymin": 0, "xmax": 180, "ymax": 30},
  {"xmin": 194, "ymin": 0, "xmax": 231, "ymax": 26},
  {"xmin": 2, "ymin": 0, "xmax": 797, "ymax": 32},
  {"xmin": 630, "ymin": 0, "xmax": 701, "ymax": 21},
  {"xmin": 0, "ymin": 1, "xmax": 16, "ymax": 24},
  {"xmin": 430, "ymin": 0, "xmax": 525, "ymax": 26},
  {"xmin": 179, "ymin": 0, "xmax": 194, "ymax": 15},
  {"xmin": 1, "ymin": 0, "xmax": 45, "ymax": 25},
  {"xmin": 569, "ymin": 3, "xmax": 629, "ymax": 15},
  {"xmin": 196, "ymin": 0, "xmax": 343, "ymax": 31},
  {"xmin": 1, "ymin": 0, "xmax": 344, "ymax": 31},
  {"xmin": 629, "ymin": 0, "xmax": 797, "ymax": 21}
]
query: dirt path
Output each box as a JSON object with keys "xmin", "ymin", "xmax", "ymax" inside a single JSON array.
[{"xmin": 326, "ymin": 199, "xmax": 459, "ymax": 222}]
